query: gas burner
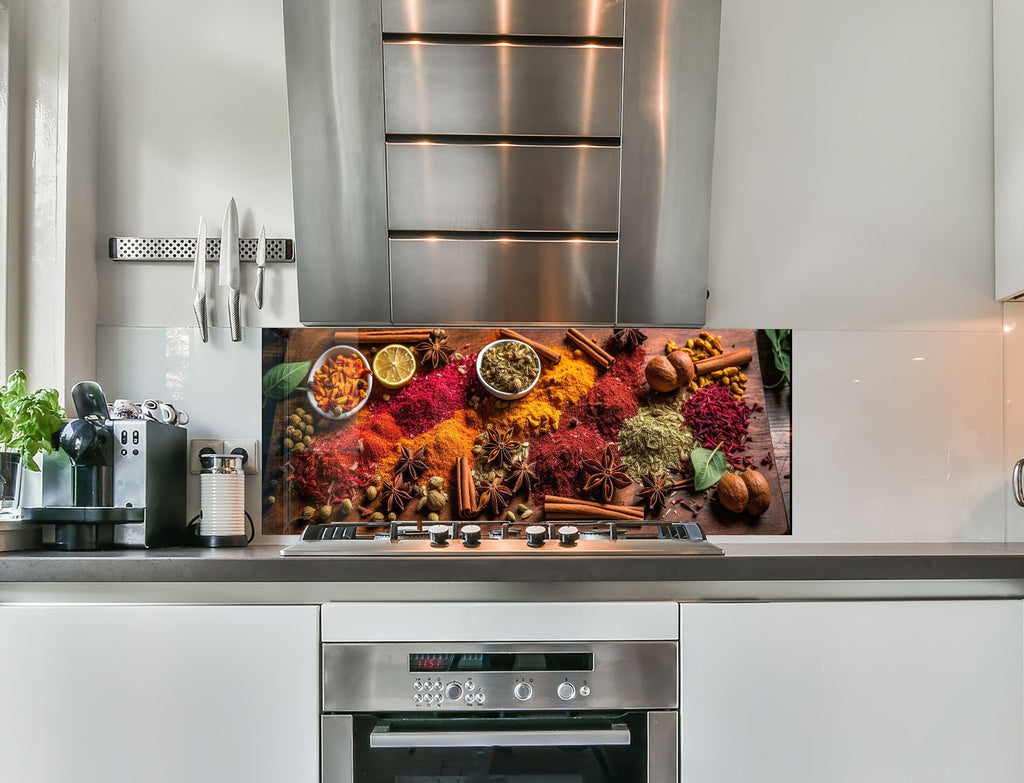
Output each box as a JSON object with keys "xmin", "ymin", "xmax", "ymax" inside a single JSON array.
[{"xmin": 282, "ymin": 519, "xmax": 723, "ymax": 557}]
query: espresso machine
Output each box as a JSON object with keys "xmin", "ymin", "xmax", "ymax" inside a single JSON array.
[{"xmin": 22, "ymin": 381, "xmax": 187, "ymax": 550}]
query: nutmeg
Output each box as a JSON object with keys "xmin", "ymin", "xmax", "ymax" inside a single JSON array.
[
  {"xmin": 715, "ymin": 473, "xmax": 748, "ymax": 514},
  {"xmin": 645, "ymin": 355, "xmax": 679, "ymax": 393},
  {"xmin": 666, "ymin": 350, "xmax": 696, "ymax": 386},
  {"xmin": 741, "ymin": 469, "xmax": 771, "ymax": 515}
]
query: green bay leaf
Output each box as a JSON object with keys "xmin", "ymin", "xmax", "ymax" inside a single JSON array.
[
  {"xmin": 263, "ymin": 360, "xmax": 312, "ymax": 401},
  {"xmin": 691, "ymin": 445, "xmax": 726, "ymax": 491}
]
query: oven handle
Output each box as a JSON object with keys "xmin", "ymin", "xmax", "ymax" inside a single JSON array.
[{"xmin": 369, "ymin": 723, "xmax": 631, "ymax": 749}]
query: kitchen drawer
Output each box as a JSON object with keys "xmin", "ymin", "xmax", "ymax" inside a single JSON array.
[
  {"xmin": 384, "ymin": 42, "xmax": 623, "ymax": 137},
  {"xmin": 386, "ymin": 142, "xmax": 621, "ymax": 232},
  {"xmin": 381, "ymin": 0, "xmax": 625, "ymax": 37},
  {"xmin": 389, "ymin": 238, "xmax": 618, "ymax": 323}
]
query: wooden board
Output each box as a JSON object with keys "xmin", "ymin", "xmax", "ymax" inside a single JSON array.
[{"xmin": 261, "ymin": 327, "xmax": 791, "ymax": 536}]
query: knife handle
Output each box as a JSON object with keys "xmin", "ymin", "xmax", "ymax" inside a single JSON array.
[
  {"xmin": 193, "ymin": 295, "xmax": 209, "ymax": 343},
  {"xmin": 228, "ymin": 289, "xmax": 241, "ymax": 342},
  {"xmin": 255, "ymin": 267, "xmax": 265, "ymax": 310}
]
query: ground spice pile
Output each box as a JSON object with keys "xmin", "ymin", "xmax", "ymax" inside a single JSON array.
[
  {"xmin": 355, "ymin": 411, "xmax": 405, "ymax": 463},
  {"xmin": 564, "ymin": 375, "xmax": 639, "ymax": 440},
  {"xmin": 482, "ymin": 349, "xmax": 597, "ymax": 440},
  {"xmin": 288, "ymin": 424, "xmax": 374, "ymax": 504},
  {"xmin": 371, "ymin": 354, "xmax": 478, "ymax": 438},
  {"xmin": 376, "ymin": 410, "xmax": 480, "ymax": 483},
  {"xmin": 603, "ymin": 343, "xmax": 647, "ymax": 390},
  {"xmin": 680, "ymin": 384, "xmax": 753, "ymax": 466},
  {"xmin": 616, "ymin": 398, "xmax": 693, "ymax": 481},
  {"xmin": 530, "ymin": 425, "xmax": 611, "ymax": 501}
]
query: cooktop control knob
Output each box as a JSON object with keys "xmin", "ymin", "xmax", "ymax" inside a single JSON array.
[
  {"xmin": 428, "ymin": 524, "xmax": 450, "ymax": 547},
  {"xmin": 557, "ymin": 682, "xmax": 576, "ymax": 701},
  {"xmin": 557, "ymin": 525, "xmax": 579, "ymax": 546},
  {"xmin": 525, "ymin": 524, "xmax": 547, "ymax": 548},
  {"xmin": 513, "ymin": 682, "xmax": 533, "ymax": 701},
  {"xmin": 461, "ymin": 524, "xmax": 481, "ymax": 548},
  {"xmin": 445, "ymin": 682, "xmax": 463, "ymax": 702}
]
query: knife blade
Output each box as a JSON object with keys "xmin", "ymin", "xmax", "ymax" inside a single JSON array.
[
  {"xmin": 219, "ymin": 197, "xmax": 241, "ymax": 342},
  {"xmin": 192, "ymin": 217, "xmax": 208, "ymax": 342},
  {"xmin": 254, "ymin": 224, "xmax": 266, "ymax": 310}
]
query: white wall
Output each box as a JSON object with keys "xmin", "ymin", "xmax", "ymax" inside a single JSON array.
[{"xmin": 91, "ymin": 0, "xmax": 1005, "ymax": 542}]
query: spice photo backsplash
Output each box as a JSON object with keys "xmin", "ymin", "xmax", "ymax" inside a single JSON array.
[{"xmin": 261, "ymin": 327, "xmax": 792, "ymax": 536}]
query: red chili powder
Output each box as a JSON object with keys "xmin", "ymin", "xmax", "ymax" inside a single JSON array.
[
  {"xmin": 680, "ymin": 384, "xmax": 753, "ymax": 465},
  {"xmin": 531, "ymin": 425, "xmax": 614, "ymax": 501},
  {"xmin": 288, "ymin": 425, "xmax": 374, "ymax": 504},
  {"xmin": 602, "ymin": 342, "xmax": 647, "ymax": 390},
  {"xmin": 564, "ymin": 376, "xmax": 640, "ymax": 440},
  {"xmin": 370, "ymin": 354, "xmax": 478, "ymax": 438},
  {"xmin": 356, "ymin": 411, "xmax": 403, "ymax": 463}
]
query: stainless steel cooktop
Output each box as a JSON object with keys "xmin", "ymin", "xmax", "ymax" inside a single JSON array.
[{"xmin": 281, "ymin": 520, "xmax": 723, "ymax": 557}]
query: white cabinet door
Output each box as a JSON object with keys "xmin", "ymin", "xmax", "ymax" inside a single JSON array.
[
  {"xmin": 680, "ymin": 601, "xmax": 1023, "ymax": 783},
  {"xmin": 0, "ymin": 604, "xmax": 319, "ymax": 783}
]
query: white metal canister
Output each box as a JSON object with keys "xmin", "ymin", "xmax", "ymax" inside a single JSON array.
[{"xmin": 199, "ymin": 453, "xmax": 247, "ymax": 546}]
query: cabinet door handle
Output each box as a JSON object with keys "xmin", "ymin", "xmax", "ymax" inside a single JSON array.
[{"xmin": 1014, "ymin": 459, "xmax": 1024, "ymax": 507}]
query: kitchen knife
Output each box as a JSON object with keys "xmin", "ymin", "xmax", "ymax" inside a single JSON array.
[
  {"xmin": 254, "ymin": 224, "xmax": 266, "ymax": 310},
  {"xmin": 219, "ymin": 197, "xmax": 241, "ymax": 342},
  {"xmin": 192, "ymin": 217, "xmax": 209, "ymax": 342}
]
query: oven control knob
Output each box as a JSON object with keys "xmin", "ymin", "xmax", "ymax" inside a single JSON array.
[
  {"xmin": 514, "ymin": 682, "xmax": 533, "ymax": 701},
  {"xmin": 579, "ymin": 685, "xmax": 591, "ymax": 697},
  {"xmin": 428, "ymin": 524, "xmax": 450, "ymax": 547},
  {"xmin": 557, "ymin": 682, "xmax": 576, "ymax": 701},
  {"xmin": 525, "ymin": 524, "xmax": 547, "ymax": 548},
  {"xmin": 445, "ymin": 682, "xmax": 464, "ymax": 701},
  {"xmin": 461, "ymin": 524, "xmax": 482, "ymax": 547},
  {"xmin": 557, "ymin": 525, "xmax": 579, "ymax": 546}
]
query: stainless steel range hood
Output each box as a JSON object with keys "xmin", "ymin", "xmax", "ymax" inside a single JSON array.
[{"xmin": 284, "ymin": 0, "xmax": 721, "ymax": 326}]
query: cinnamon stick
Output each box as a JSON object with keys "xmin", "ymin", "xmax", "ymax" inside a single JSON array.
[
  {"xmin": 456, "ymin": 456, "xmax": 477, "ymax": 519},
  {"xmin": 332, "ymin": 330, "xmax": 431, "ymax": 344},
  {"xmin": 694, "ymin": 349, "xmax": 752, "ymax": 376},
  {"xmin": 565, "ymin": 328, "xmax": 614, "ymax": 370},
  {"xmin": 543, "ymin": 501, "xmax": 646, "ymax": 521},
  {"xmin": 543, "ymin": 495, "xmax": 645, "ymax": 516},
  {"xmin": 496, "ymin": 328, "xmax": 561, "ymax": 366}
]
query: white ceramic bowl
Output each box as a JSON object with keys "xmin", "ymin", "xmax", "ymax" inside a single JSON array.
[
  {"xmin": 306, "ymin": 345, "xmax": 373, "ymax": 420},
  {"xmin": 476, "ymin": 339, "xmax": 542, "ymax": 401}
]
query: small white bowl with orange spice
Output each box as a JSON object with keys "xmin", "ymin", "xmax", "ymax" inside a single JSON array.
[{"xmin": 307, "ymin": 345, "xmax": 373, "ymax": 420}]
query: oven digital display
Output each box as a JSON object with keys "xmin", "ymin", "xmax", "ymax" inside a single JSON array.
[{"xmin": 409, "ymin": 652, "xmax": 594, "ymax": 673}]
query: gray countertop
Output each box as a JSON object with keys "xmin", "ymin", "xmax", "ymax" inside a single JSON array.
[{"xmin": 2, "ymin": 542, "xmax": 1024, "ymax": 584}]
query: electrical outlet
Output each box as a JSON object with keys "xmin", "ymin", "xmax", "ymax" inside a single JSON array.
[
  {"xmin": 223, "ymin": 438, "xmax": 260, "ymax": 475},
  {"xmin": 189, "ymin": 439, "xmax": 224, "ymax": 474}
]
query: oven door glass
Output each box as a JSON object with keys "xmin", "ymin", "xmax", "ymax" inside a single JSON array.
[{"xmin": 333, "ymin": 713, "xmax": 657, "ymax": 782}]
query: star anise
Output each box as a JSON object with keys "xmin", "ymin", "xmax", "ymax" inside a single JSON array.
[
  {"xmin": 582, "ymin": 445, "xmax": 633, "ymax": 503},
  {"xmin": 416, "ymin": 334, "xmax": 454, "ymax": 369},
  {"xmin": 612, "ymin": 328, "xmax": 648, "ymax": 352},
  {"xmin": 504, "ymin": 459, "xmax": 537, "ymax": 496},
  {"xmin": 637, "ymin": 473, "xmax": 673, "ymax": 511},
  {"xmin": 379, "ymin": 478, "xmax": 412, "ymax": 513},
  {"xmin": 476, "ymin": 477, "xmax": 513, "ymax": 516},
  {"xmin": 479, "ymin": 426, "xmax": 517, "ymax": 467},
  {"xmin": 394, "ymin": 445, "xmax": 428, "ymax": 481}
]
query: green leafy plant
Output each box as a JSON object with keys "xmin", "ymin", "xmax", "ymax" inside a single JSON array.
[
  {"xmin": 763, "ymin": 329, "xmax": 791, "ymax": 387},
  {"xmin": 0, "ymin": 370, "xmax": 65, "ymax": 471},
  {"xmin": 262, "ymin": 360, "xmax": 312, "ymax": 407},
  {"xmin": 690, "ymin": 443, "xmax": 726, "ymax": 491}
]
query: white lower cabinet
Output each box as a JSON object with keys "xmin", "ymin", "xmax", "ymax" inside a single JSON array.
[
  {"xmin": 0, "ymin": 604, "xmax": 319, "ymax": 783},
  {"xmin": 679, "ymin": 600, "xmax": 1023, "ymax": 783}
]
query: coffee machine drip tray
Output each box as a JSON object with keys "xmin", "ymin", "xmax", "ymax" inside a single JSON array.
[
  {"xmin": 20, "ymin": 506, "xmax": 146, "ymax": 551},
  {"xmin": 22, "ymin": 507, "xmax": 145, "ymax": 523}
]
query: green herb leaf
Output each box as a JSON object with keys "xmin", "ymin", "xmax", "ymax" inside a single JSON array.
[
  {"xmin": 262, "ymin": 361, "xmax": 311, "ymax": 401},
  {"xmin": 764, "ymin": 329, "xmax": 792, "ymax": 387},
  {"xmin": 0, "ymin": 370, "xmax": 65, "ymax": 471},
  {"xmin": 691, "ymin": 444, "xmax": 726, "ymax": 491}
]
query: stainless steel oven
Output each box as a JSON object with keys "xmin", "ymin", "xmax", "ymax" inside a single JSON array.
[{"xmin": 321, "ymin": 640, "xmax": 678, "ymax": 782}]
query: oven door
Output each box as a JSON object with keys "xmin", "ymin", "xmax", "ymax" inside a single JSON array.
[{"xmin": 323, "ymin": 711, "xmax": 677, "ymax": 783}]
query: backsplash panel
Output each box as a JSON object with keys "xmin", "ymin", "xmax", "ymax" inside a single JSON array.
[{"xmin": 261, "ymin": 327, "xmax": 792, "ymax": 536}]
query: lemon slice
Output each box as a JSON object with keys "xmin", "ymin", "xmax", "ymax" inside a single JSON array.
[{"xmin": 372, "ymin": 344, "xmax": 417, "ymax": 389}]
